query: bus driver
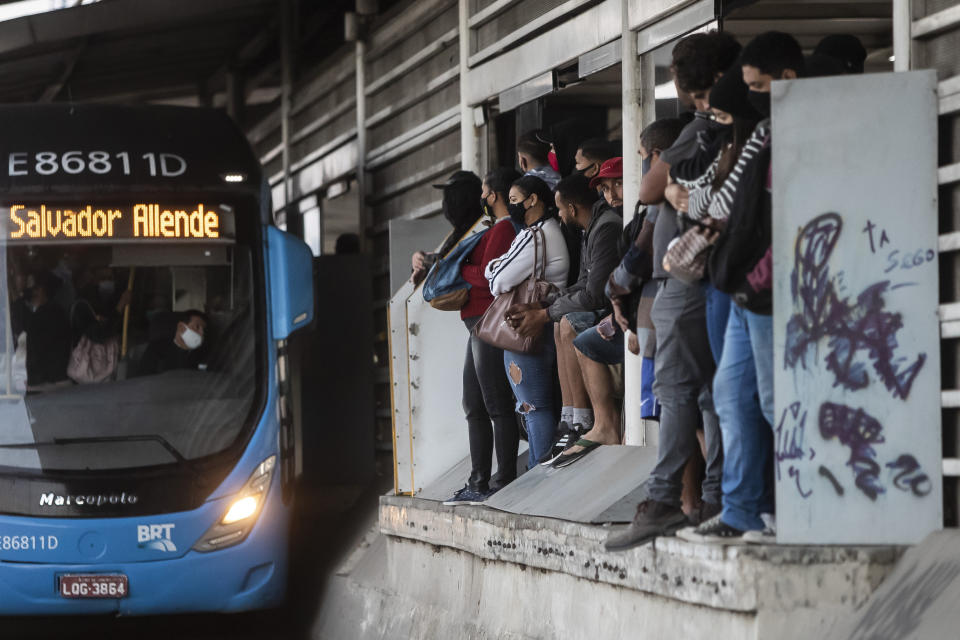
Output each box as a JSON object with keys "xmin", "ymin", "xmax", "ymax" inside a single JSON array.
[{"xmin": 138, "ymin": 309, "xmax": 208, "ymax": 375}]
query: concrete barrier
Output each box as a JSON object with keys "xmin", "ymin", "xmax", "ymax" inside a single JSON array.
[{"xmin": 311, "ymin": 495, "xmax": 905, "ymax": 639}]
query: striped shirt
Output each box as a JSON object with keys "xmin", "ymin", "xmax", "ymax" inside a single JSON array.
[{"xmin": 705, "ymin": 123, "xmax": 771, "ymax": 221}]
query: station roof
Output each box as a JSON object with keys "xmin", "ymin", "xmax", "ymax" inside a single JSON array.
[{"xmin": 0, "ymin": 0, "xmax": 354, "ymax": 111}]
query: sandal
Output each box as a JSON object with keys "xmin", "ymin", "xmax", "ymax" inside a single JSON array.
[{"xmin": 550, "ymin": 438, "xmax": 602, "ymax": 469}]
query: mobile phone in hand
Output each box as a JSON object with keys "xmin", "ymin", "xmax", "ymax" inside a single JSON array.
[{"xmin": 597, "ymin": 316, "xmax": 616, "ymax": 340}]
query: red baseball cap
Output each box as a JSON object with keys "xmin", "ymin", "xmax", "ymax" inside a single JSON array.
[{"xmin": 589, "ymin": 157, "xmax": 623, "ymax": 189}]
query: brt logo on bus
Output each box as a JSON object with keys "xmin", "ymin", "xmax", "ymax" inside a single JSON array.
[{"xmin": 137, "ymin": 524, "xmax": 177, "ymax": 552}]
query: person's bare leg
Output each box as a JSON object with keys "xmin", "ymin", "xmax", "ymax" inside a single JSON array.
[
  {"xmin": 555, "ymin": 323, "xmax": 573, "ymax": 408},
  {"xmin": 559, "ymin": 349, "xmax": 621, "ymax": 455},
  {"xmin": 558, "ymin": 317, "xmax": 590, "ymax": 409},
  {"xmin": 681, "ymin": 454, "xmax": 704, "ymax": 518}
]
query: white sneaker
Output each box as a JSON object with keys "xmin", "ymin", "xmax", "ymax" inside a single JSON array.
[{"xmin": 742, "ymin": 513, "xmax": 776, "ymax": 544}]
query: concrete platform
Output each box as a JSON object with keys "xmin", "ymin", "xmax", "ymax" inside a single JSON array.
[
  {"xmin": 418, "ymin": 445, "xmax": 657, "ymax": 524},
  {"xmin": 369, "ymin": 495, "xmax": 903, "ymax": 639},
  {"xmin": 482, "ymin": 445, "xmax": 657, "ymax": 523}
]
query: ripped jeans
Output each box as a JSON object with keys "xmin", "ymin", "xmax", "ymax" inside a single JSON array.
[{"xmin": 503, "ymin": 337, "xmax": 558, "ymax": 469}]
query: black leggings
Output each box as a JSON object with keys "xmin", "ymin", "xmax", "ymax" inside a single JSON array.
[{"xmin": 462, "ymin": 316, "xmax": 519, "ymax": 492}]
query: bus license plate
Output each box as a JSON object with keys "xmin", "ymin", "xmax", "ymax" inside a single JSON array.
[{"xmin": 59, "ymin": 574, "xmax": 128, "ymax": 599}]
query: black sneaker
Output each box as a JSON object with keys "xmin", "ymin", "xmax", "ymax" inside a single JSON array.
[
  {"xmin": 604, "ymin": 499, "xmax": 689, "ymax": 551},
  {"xmin": 538, "ymin": 421, "xmax": 578, "ymax": 466},
  {"xmin": 676, "ymin": 514, "xmax": 745, "ymax": 544},
  {"xmin": 688, "ymin": 500, "xmax": 722, "ymax": 526},
  {"xmin": 442, "ymin": 486, "xmax": 487, "ymax": 506}
]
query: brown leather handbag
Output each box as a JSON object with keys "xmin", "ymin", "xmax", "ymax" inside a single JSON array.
[{"xmin": 473, "ymin": 227, "xmax": 557, "ymax": 353}]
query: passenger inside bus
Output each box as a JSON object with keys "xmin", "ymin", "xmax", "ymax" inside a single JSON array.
[
  {"xmin": 21, "ymin": 270, "xmax": 71, "ymax": 390},
  {"xmin": 1, "ymin": 210, "xmax": 257, "ymax": 468},
  {"xmin": 137, "ymin": 309, "xmax": 208, "ymax": 376}
]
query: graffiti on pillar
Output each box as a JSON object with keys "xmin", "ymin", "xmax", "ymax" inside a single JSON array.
[
  {"xmin": 777, "ymin": 214, "xmax": 933, "ymax": 505},
  {"xmin": 772, "ymin": 71, "xmax": 941, "ymax": 544},
  {"xmin": 784, "ymin": 213, "xmax": 927, "ymax": 400}
]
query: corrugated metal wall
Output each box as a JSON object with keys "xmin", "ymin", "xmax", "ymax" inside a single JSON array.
[
  {"xmin": 361, "ymin": 0, "xmax": 463, "ymax": 439},
  {"xmin": 247, "ymin": 43, "xmax": 358, "ymax": 218},
  {"xmin": 912, "ymin": 0, "xmax": 960, "ymax": 525}
]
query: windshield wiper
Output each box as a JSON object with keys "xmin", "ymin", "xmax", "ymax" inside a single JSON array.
[{"xmin": 0, "ymin": 435, "xmax": 187, "ymax": 465}]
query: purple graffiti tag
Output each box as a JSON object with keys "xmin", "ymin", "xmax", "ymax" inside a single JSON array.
[
  {"xmin": 784, "ymin": 213, "xmax": 926, "ymax": 400},
  {"xmin": 886, "ymin": 454, "xmax": 932, "ymax": 497},
  {"xmin": 818, "ymin": 402, "xmax": 885, "ymax": 501}
]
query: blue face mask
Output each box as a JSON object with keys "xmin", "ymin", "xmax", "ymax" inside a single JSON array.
[{"xmin": 641, "ymin": 156, "xmax": 652, "ymax": 176}]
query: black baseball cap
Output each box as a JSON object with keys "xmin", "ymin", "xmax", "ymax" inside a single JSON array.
[{"xmin": 432, "ymin": 170, "xmax": 481, "ymax": 189}]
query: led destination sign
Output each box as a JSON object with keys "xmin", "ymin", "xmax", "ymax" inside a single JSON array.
[{"xmin": 5, "ymin": 203, "xmax": 234, "ymax": 243}]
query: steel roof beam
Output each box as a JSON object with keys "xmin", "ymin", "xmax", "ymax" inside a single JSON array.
[
  {"xmin": 0, "ymin": 0, "xmax": 272, "ymax": 57},
  {"xmin": 38, "ymin": 39, "xmax": 86, "ymax": 102}
]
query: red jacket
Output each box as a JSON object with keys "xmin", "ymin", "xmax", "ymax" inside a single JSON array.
[{"xmin": 460, "ymin": 218, "xmax": 516, "ymax": 319}]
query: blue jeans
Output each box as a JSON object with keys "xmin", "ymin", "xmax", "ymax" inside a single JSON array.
[
  {"xmin": 712, "ymin": 305, "xmax": 775, "ymax": 532},
  {"xmin": 704, "ymin": 284, "xmax": 731, "ymax": 366},
  {"xmin": 504, "ymin": 338, "xmax": 558, "ymax": 469}
]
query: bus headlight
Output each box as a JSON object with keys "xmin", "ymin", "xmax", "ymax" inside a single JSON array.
[
  {"xmin": 192, "ymin": 456, "xmax": 276, "ymax": 553},
  {"xmin": 222, "ymin": 496, "xmax": 258, "ymax": 524}
]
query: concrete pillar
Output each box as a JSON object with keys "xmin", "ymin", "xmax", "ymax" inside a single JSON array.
[
  {"xmin": 355, "ymin": 38, "xmax": 369, "ymax": 252},
  {"xmin": 279, "ymin": 0, "xmax": 295, "ymax": 211},
  {"xmin": 622, "ymin": 4, "xmax": 659, "ymax": 447},
  {"xmin": 621, "ymin": 1, "xmax": 643, "ymax": 446},
  {"xmin": 893, "ymin": 0, "xmax": 911, "ymax": 72},
  {"xmin": 458, "ymin": 0, "xmax": 482, "ymax": 174}
]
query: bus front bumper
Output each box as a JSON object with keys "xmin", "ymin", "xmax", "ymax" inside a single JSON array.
[{"xmin": 0, "ymin": 512, "xmax": 288, "ymax": 615}]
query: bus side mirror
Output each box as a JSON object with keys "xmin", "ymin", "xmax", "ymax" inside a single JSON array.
[{"xmin": 267, "ymin": 226, "xmax": 314, "ymax": 340}]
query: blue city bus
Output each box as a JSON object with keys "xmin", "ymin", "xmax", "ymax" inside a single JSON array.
[{"xmin": 0, "ymin": 104, "xmax": 314, "ymax": 614}]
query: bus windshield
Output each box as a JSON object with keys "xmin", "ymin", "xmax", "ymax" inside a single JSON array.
[{"xmin": 0, "ymin": 199, "xmax": 260, "ymax": 472}]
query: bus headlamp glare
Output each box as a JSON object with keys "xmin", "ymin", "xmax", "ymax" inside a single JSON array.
[
  {"xmin": 222, "ymin": 495, "xmax": 258, "ymax": 524},
  {"xmin": 222, "ymin": 173, "xmax": 246, "ymax": 183},
  {"xmin": 192, "ymin": 455, "xmax": 276, "ymax": 553}
]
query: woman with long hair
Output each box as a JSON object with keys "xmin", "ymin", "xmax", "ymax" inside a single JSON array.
[{"xmin": 484, "ymin": 176, "xmax": 570, "ymax": 468}]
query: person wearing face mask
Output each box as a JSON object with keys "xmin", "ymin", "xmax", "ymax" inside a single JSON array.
[
  {"xmin": 443, "ymin": 167, "xmax": 521, "ymax": 506},
  {"xmin": 410, "ymin": 171, "xmax": 485, "ymax": 284},
  {"xmin": 479, "ymin": 167, "xmax": 521, "ymax": 225},
  {"xmin": 665, "ymin": 58, "xmax": 762, "ymax": 368},
  {"xmin": 604, "ymin": 31, "xmax": 740, "ymax": 553},
  {"xmin": 517, "ymin": 132, "xmax": 561, "ymax": 190},
  {"xmin": 677, "ymin": 31, "xmax": 803, "ymax": 545},
  {"xmin": 79, "ymin": 267, "xmax": 128, "ymax": 313},
  {"xmin": 22, "ymin": 271, "xmax": 71, "ymax": 390},
  {"xmin": 573, "ymin": 138, "xmax": 617, "ymax": 182},
  {"xmin": 524, "ymin": 164, "xmax": 623, "ymax": 468},
  {"xmin": 603, "ymin": 119, "xmax": 686, "ymax": 429},
  {"xmin": 138, "ymin": 309, "xmax": 208, "ymax": 376},
  {"xmin": 484, "ymin": 176, "xmax": 570, "ymax": 468}
]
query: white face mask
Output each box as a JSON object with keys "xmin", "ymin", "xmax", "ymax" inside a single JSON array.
[{"xmin": 179, "ymin": 325, "xmax": 203, "ymax": 350}]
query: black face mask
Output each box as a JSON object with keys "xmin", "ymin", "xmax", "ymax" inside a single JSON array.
[
  {"xmin": 705, "ymin": 119, "xmax": 732, "ymax": 132},
  {"xmin": 507, "ymin": 200, "xmax": 529, "ymax": 228},
  {"xmin": 748, "ymin": 90, "xmax": 771, "ymax": 118},
  {"xmin": 576, "ymin": 163, "xmax": 598, "ymax": 179},
  {"xmin": 481, "ymin": 194, "xmax": 494, "ymax": 219}
]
